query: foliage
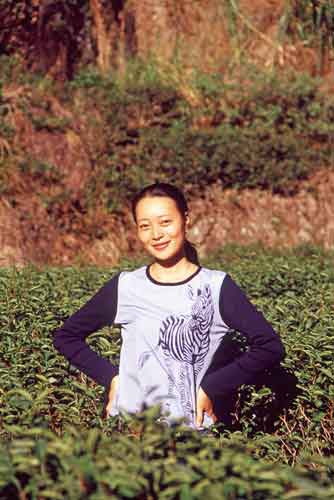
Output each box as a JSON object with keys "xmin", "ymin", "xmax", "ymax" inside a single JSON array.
[
  {"xmin": 285, "ymin": 1, "xmax": 334, "ymax": 48},
  {"xmin": 279, "ymin": 0, "xmax": 334, "ymax": 74},
  {"xmin": 1, "ymin": 422, "xmax": 334, "ymax": 499},
  {"xmin": 77, "ymin": 68, "xmax": 334, "ymax": 211},
  {"xmin": 1, "ymin": 58, "xmax": 334, "ymax": 245},
  {"xmin": 0, "ymin": 0, "xmax": 88, "ymax": 61},
  {"xmin": 1, "ymin": 58, "xmax": 334, "ymax": 264},
  {"xmin": 1, "ymin": 246, "xmax": 334, "ymax": 497}
]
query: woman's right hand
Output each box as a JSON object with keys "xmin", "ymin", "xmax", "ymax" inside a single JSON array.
[{"xmin": 105, "ymin": 375, "xmax": 119, "ymax": 417}]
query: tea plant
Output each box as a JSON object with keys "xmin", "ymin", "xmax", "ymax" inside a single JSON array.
[{"xmin": 1, "ymin": 246, "xmax": 334, "ymax": 497}]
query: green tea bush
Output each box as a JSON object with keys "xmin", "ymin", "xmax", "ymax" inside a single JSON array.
[
  {"xmin": 1, "ymin": 422, "xmax": 334, "ymax": 499},
  {"xmin": 1, "ymin": 246, "xmax": 334, "ymax": 498}
]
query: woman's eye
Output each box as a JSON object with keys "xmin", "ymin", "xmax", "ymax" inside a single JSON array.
[
  {"xmin": 161, "ymin": 220, "xmax": 171, "ymax": 225},
  {"xmin": 139, "ymin": 225, "xmax": 149, "ymax": 230}
]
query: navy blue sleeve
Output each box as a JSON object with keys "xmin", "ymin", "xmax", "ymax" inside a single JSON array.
[
  {"xmin": 52, "ymin": 273, "xmax": 120, "ymax": 388},
  {"xmin": 201, "ymin": 274, "xmax": 285, "ymax": 398}
]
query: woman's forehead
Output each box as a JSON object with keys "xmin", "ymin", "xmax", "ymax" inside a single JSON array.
[{"xmin": 136, "ymin": 196, "xmax": 179, "ymax": 216}]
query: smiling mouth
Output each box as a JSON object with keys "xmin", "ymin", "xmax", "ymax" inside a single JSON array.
[{"xmin": 152, "ymin": 242, "xmax": 170, "ymax": 251}]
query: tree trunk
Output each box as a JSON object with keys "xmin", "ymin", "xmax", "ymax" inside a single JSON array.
[{"xmin": 89, "ymin": 0, "xmax": 112, "ymax": 74}]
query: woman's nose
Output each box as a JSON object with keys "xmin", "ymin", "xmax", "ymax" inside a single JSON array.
[{"xmin": 152, "ymin": 225, "xmax": 163, "ymax": 239}]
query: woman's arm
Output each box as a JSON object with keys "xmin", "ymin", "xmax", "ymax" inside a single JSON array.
[
  {"xmin": 53, "ymin": 273, "xmax": 121, "ymax": 388},
  {"xmin": 201, "ymin": 274, "xmax": 285, "ymax": 399}
]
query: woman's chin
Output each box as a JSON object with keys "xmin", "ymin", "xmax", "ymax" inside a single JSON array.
[{"xmin": 152, "ymin": 250, "xmax": 185, "ymax": 266}]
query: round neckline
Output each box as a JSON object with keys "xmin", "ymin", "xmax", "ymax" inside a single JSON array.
[{"xmin": 146, "ymin": 265, "xmax": 202, "ymax": 286}]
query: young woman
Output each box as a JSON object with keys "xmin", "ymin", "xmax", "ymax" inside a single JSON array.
[{"xmin": 53, "ymin": 183, "xmax": 285, "ymax": 429}]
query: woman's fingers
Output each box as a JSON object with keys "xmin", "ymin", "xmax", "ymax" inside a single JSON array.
[
  {"xmin": 209, "ymin": 411, "xmax": 218, "ymax": 423},
  {"xmin": 196, "ymin": 406, "xmax": 204, "ymax": 427},
  {"xmin": 105, "ymin": 399, "xmax": 113, "ymax": 417},
  {"xmin": 105, "ymin": 375, "xmax": 119, "ymax": 417},
  {"xmin": 196, "ymin": 386, "xmax": 218, "ymax": 427}
]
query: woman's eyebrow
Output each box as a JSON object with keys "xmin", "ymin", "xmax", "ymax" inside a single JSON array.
[{"xmin": 138, "ymin": 213, "xmax": 172, "ymax": 222}]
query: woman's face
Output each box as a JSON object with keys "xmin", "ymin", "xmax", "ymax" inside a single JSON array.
[{"xmin": 135, "ymin": 196, "xmax": 188, "ymax": 262}]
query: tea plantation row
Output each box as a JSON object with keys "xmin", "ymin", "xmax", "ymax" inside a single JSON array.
[{"xmin": 1, "ymin": 245, "xmax": 333, "ymax": 498}]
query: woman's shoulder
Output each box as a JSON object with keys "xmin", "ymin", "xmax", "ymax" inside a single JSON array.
[
  {"xmin": 199, "ymin": 266, "xmax": 228, "ymax": 282},
  {"xmin": 118, "ymin": 265, "xmax": 147, "ymax": 285},
  {"xmin": 195, "ymin": 267, "xmax": 229, "ymax": 298}
]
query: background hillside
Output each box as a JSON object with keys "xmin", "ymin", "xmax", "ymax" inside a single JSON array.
[{"xmin": 1, "ymin": 0, "xmax": 334, "ymax": 266}]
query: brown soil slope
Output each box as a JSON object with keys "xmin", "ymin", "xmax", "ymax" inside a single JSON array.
[{"xmin": 1, "ymin": 168, "xmax": 334, "ymax": 267}]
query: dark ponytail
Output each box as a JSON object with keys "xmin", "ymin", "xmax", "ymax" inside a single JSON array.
[
  {"xmin": 184, "ymin": 239, "xmax": 200, "ymax": 266},
  {"xmin": 132, "ymin": 182, "xmax": 200, "ymax": 265}
]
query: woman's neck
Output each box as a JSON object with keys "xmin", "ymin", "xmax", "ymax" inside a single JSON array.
[{"xmin": 149, "ymin": 257, "xmax": 199, "ymax": 283}]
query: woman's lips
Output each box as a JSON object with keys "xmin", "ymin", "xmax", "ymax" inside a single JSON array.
[{"xmin": 153, "ymin": 241, "xmax": 170, "ymax": 251}]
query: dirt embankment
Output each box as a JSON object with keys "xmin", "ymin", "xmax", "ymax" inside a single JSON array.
[
  {"xmin": 188, "ymin": 169, "xmax": 334, "ymax": 257},
  {"xmin": 2, "ymin": 163, "xmax": 334, "ymax": 268}
]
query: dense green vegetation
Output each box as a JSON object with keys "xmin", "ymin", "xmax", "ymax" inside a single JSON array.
[
  {"xmin": 83, "ymin": 68, "xmax": 334, "ymax": 204},
  {"xmin": 1, "ymin": 246, "xmax": 334, "ymax": 498}
]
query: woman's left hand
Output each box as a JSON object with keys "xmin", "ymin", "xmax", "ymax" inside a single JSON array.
[{"xmin": 196, "ymin": 386, "xmax": 218, "ymax": 428}]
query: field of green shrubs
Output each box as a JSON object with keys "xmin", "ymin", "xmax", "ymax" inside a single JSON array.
[{"xmin": 1, "ymin": 245, "xmax": 334, "ymax": 499}]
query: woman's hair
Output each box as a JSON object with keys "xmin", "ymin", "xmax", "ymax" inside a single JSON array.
[{"xmin": 131, "ymin": 182, "xmax": 200, "ymax": 265}]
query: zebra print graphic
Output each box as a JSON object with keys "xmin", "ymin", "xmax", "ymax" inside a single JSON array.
[
  {"xmin": 159, "ymin": 284, "xmax": 213, "ymax": 369},
  {"xmin": 158, "ymin": 284, "xmax": 214, "ymax": 423},
  {"xmin": 137, "ymin": 283, "xmax": 214, "ymax": 424}
]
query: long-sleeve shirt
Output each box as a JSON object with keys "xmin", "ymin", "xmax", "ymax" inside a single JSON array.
[{"xmin": 53, "ymin": 265, "xmax": 284, "ymax": 427}]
